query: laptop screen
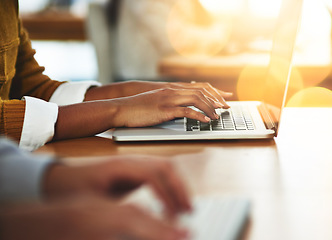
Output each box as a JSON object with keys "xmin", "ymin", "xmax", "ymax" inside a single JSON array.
[{"xmin": 262, "ymin": 0, "xmax": 303, "ymax": 135}]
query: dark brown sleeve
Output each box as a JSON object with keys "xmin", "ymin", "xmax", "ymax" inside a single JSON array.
[{"xmin": 9, "ymin": 20, "xmax": 65, "ymax": 101}]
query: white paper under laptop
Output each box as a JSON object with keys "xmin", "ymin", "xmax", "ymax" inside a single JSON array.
[{"xmin": 113, "ymin": 0, "xmax": 303, "ymax": 142}]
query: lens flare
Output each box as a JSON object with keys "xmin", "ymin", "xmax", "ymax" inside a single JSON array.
[
  {"xmin": 298, "ymin": 66, "xmax": 331, "ymax": 88},
  {"xmin": 286, "ymin": 87, "xmax": 332, "ymax": 107},
  {"xmin": 237, "ymin": 59, "xmax": 304, "ymax": 107}
]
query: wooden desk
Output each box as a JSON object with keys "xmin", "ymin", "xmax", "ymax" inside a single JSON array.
[
  {"xmin": 21, "ymin": 11, "xmax": 86, "ymax": 40},
  {"xmin": 36, "ymin": 107, "xmax": 332, "ymax": 240}
]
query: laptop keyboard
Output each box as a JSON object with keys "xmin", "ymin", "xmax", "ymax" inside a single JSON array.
[
  {"xmin": 178, "ymin": 197, "xmax": 250, "ymax": 240},
  {"xmin": 124, "ymin": 187, "xmax": 250, "ymax": 240},
  {"xmin": 186, "ymin": 106, "xmax": 255, "ymax": 131}
]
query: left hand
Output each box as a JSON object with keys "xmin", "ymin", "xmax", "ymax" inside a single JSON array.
[
  {"xmin": 85, "ymin": 80, "xmax": 232, "ymax": 108},
  {"xmin": 43, "ymin": 156, "xmax": 192, "ymax": 217},
  {"xmin": 0, "ymin": 196, "xmax": 189, "ymax": 240}
]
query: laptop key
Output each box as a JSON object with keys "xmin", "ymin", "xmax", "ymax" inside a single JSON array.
[
  {"xmin": 185, "ymin": 106, "xmax": 255, "ymax": 132},
  {"xmin": 187, "ymin": 118, "xmax": 199, "ymax": 131},
  {"xmin": 211, "ymin": 120, "xmax": 222, "ymax": 130},
  {"xmin": 235, "ymin": 126, "xmax": 247, "ymax": 130},
  {"xmin": 200, "ymin": 122, "xmax": 211, "ymax": 131},
  {"xmin": 191, "ymin": 126, "xmax": 200, "ymax": 131}
]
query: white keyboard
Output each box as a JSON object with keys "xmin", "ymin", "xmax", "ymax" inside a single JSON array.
[
  {"xmin": 124, "ymin": 188, "xmax": 250, "ymax": 240},
  {"xmin": 179, "ymin": 197, "xmax": 250, "ymax": 240}
]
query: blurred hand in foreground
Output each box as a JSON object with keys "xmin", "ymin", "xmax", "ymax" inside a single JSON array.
[
  {"xmin": 0, "ymin": 196, "xmax": 190, "ymax": 240},
  {"xmin": 44, "ymin": 156, "xmax": 192, "ymax": 217}
]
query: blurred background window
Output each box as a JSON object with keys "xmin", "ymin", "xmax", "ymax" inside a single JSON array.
[
  {"xmin": 19, "ymin": 0, "xmax": 97, "ymax": 82},
  {"xmin": 17, "ymin": 0, "xmax": 332, "ymax": 101}
]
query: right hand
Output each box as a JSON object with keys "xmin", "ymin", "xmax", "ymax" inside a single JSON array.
[
  {"xmin": 0, "ymin": 196, "xmax": 189, "ymax": 240},
  {"xmin": 54, "ymin": 87, "xmax": 225, "ymax": 140},
  {"xmin": 111, "ymin": 87, "xmax": 222, "ymax": 127}
]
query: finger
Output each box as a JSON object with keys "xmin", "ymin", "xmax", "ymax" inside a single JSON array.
[
  {"xmin": 207, "ymin": 96, "xmax": 224, "ymax": 109},
  {"xmin": 197, "ymin": 83, "xmax": 231, "ymax": 108},
  {"xmin": 117, "ymin": 205, "xmax": 189, "ymax": 240},
  {"xmin": 163, "ymin": 90, "xmax": 216, "ymax": 116},
  {"xmin": 103, "ymin": 161, "xmax": 149, "ymax": 196},
  {"xmin": 172, "ymin": 107, "xmax": 211, "ymax": 122},
  {"xmin": 215, "ymin": 91, "xmax": 232, "ymax": 109},
  {"xmin": 142, "ymin": 162, "xmax": 188, "ymax": 216},
  {"xmin": 151, "ymin": 163, "xmax": 190, "ymax": 215},
  {"xmin": 108, "ymin": 180, "xmax": 143, "ymax": 197},
  {"xmin": 147, "ymin": 171, "xmax": 180, "ymax": 217},
  {"xmin": 170, "ymin": 83, "xmax": 221, "ymax": 104},
  {"xmin": 167, "ymin": 88, "xmax": 218, "ymax": 108},
  {"xmin": 167, "ymin": 94, "xmax": 218, "ymax": 120},
  {"xmin": 142, "ymin": 167, "xmax": 188, "ymax": 216},
  {"xmin": 219, "ymin": 90, "xmax": 233, "ymax": 98},
  {"xmin": 159, "ymin": 162, "xmax": 192, "ymax": 213},
  {"xmin": 106, "ymin": 161, "xmax": 181, "ymax": 215},
  {"xmin": 183, "ymin": 82, "xmax": 232, "ymax": 109}
]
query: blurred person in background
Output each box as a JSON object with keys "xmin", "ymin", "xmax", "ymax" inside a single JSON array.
[
  {"xmin": 96, "ymin": 0, "xmax": 230, "ymax": 81},
  {"xmin": 102, "ymin": 0, "xmax": 331, "ymax": 87}
]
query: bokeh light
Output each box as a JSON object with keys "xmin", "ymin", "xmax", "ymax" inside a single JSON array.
[
  {"xmin": 297, "ymin": 66, "xmax": 331, "ymax": 88},
  {"xmin": 236, "ymin": 64, "xmax": 268, "ymax": 101},
  {"xmin": 286, "ymin": 87, "xmax": 332, "ymax": 107},
  {"xmin": 237, "ymin": 58, "xmax": 304, "ymax": 107}
]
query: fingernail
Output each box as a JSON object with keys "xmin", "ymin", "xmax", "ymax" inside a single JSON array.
[
  {"xmin": 204, "ymin": 116, "xmax": 211, "ymax": 122},
  {"xmin": 216, "ymin": 102, "xmax": 224, "ymax": 108},
  {"xmin": 214, "ymin": 113, "xmax": 219, "ymax": 119}
]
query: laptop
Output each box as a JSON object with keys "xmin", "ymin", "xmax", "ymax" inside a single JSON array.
[
  {"xmin": 125, "ymin": 187, "xmax": 250, "ymax": 240},
  {"xmin": 113, "ymin": 0, "xmax": 303, "ymax": 142}
]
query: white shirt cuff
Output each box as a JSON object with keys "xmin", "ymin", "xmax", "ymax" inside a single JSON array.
[
  {"xmin": 49, "ymin": 81, "xmax": 101, "ymax": 106},
  {"xmin": 19, "ymin": 97, "xmax": 58, "ymax": 152}
]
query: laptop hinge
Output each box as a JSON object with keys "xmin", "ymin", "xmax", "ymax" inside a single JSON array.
[{"xmin": 257, "ymin": 103, "xmax": 278, "ymax": 134}]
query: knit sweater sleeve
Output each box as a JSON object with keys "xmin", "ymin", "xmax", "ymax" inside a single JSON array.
[
  {"xmin": 9, "ymin": 20, "xmax": 65, "ymax": 101},
  {"xmin": 0, "ymin": 99, "xmax": 25, "ymax": 142}
]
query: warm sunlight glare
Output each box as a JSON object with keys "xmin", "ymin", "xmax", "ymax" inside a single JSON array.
[
  {"xmin": 298, "ymin": 66, "xmax": 331, "ymax": 87},
  {"xmin": 294, "ymin": 0, "xmax": 331, "ymax": 72},
  {"xmin": 286, "ymin": 87, "xmax": 332, "ymax": 107},
  {"xmin": 324, "ymin": 0, "xmax": 332, "ymax": 11},
  {"xmin": 237, "ymin": 60, "xmax": 304, "ymax": 107},
  {"xmin": 248, "ymin": 0, "xmax": 283, "ymax": 18},
  {"xmin": 237, "ymin": 65, "xmax": 267, "ymax": 101},
  {"xmin": 199, "ymin": 0, "xmax": 243, "ymax": 15},
  {"xmin": 200, "ymin": 0, "xmax": 283, "ymax": 17}
]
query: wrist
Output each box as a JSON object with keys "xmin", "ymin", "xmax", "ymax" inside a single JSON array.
[
  {"xmin": 84, "ymin": 82, "xmax": 130, "ymax": 100},
  {"xmin": 107, "ymin": 98, "xmax": 128, "ymax": 128},
  {"xmin": 84, "ymin": 86, "xmax": 98, "ymax": 101}
]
